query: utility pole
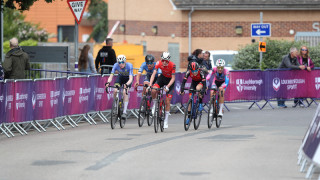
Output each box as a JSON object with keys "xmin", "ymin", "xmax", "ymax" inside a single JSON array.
[
  {"xmin": 1, "ymin": 0, "xmax": 4, "ymax": 63},
  {"xmin": 259, "ymin": 12, "xmax": 263, "ymax": 70}
]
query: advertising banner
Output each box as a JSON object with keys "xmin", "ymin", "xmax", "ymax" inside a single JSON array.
[
  {"xmin": 265, "ymin": 70, "xmax": 308, "ymax": 99},
  {"xmin": 33, "ymin": 80, "xmax": 55, "ymax": 120},
  {"xmin": 14, "ymin": 80, "xmax": 33, "ymax": 122},
  {"xmin": 55, "ymin": 78, "xmax": 66, "ymax": 117},
  {"xmin": 0, "ymin": 82, "xmax": 6, "ymax": 123},
  {"xmin": 4, "ymin": 81, "xmax": 14, "ymax": 123}
]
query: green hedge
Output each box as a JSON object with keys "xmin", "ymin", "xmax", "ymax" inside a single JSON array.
[{"xmin": 233, "ymin": 39, "xmax": 320, "ymax": 70}]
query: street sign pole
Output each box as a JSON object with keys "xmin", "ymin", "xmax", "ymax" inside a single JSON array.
[
  {"xmin": 260, "ymin": 12, "xmax": 263, "ymax": 70},
  {"xmin": 1, "ymin": 0, "xmax": 4, "ymax": 63},
  {"xmin": 74, "ymin": 20, "xmax": 78, "ymax": 72}
]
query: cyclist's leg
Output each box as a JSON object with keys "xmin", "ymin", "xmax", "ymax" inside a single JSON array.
[
  {"xmin": 113, "ymin": 76, "xmax": 121, "ymax": 98},
  {"xmin": 218, "ymin": 82, "xmax": 226, "ymax": 117},
  {"xmin": 163, "ymin": 80, "xmax": 174, "ymax": 128},
  {"xmin": 196, "ymin": 81, "xmax": 204, "ymax": 110},
  {"xmin": 143, "ymin": 75, "xmax": 151, "ymax": 95},
  {"xmin": 120, "ymin": 76, "xmax": 130, "ymax": 115},
  {"xmin": 209, "ymin": 82, "xmax": 218, "ymax": 115}
]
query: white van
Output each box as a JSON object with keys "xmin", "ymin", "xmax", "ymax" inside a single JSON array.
[{"xmin": 208, "ymin": 50, "xmax": 238, "ymax": 71}]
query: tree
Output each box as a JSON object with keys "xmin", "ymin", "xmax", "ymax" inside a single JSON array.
[
  {"xmin": 232, "ymin": 39, "xmax": 320, "ymax": 70},
  {"xmin": 4, "ymin": 0, "xmax": 54, "ymax": 11},
  {"xmin": 87, "ymin": 0, "xmax": 108, "ymax": 42}
]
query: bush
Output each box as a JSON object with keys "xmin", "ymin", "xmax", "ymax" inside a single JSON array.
[
  {"xmin": 3, "ymin": 39, "xmax": 38, "ymax": 54},
  {"xmin": 232, "ymin": 39, "xmax": 320, "ymax": 70}
]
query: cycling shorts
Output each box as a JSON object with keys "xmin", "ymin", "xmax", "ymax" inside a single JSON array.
[
  {"xmin": 115, "ymin": 75, "xmax": 132, "ymax": 88},
  {"xmin": 153, "ymin": 75, "xmax": 174, "ymax": 97}
]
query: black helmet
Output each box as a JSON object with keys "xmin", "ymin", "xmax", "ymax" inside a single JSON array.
[
  {"xmin": 145, "ymin": 54, "xmax": 155, "ymax": 63},
  {"xmin": 188, "ymin": 61, "xmax": 199, "ymax": 71}
]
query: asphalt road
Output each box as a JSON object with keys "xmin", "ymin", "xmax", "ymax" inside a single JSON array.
[{"xmin": 0, "ymin": 101, "xmax": 317, "ymax": 180}]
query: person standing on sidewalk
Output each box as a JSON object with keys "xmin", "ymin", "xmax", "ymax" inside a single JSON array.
[{"xmin": 95, "ymin": 38, "xmax": 116, "ymax": 75}]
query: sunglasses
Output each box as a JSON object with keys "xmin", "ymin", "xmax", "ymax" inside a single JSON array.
[
  {"xmin": 162, "ymin": 60, "xmax": 169, "ymax": 64},
  {"xmin": 191, "ymin": 70, "xmax": 198, "ymax": 73},
  {"xmin": 119, "ymin": 62, "xmax": 125, "ymax": 64},
  {"xmin": 301, "ymin": 49, "xmax": 308, "ymax": 51},
  {"xmin": 217, "ymin": 67, "xmax": 224, "ymax": 70},
  {"xmin": 146, "ymin": 62, "xmax": 153, "ymax": 65}
]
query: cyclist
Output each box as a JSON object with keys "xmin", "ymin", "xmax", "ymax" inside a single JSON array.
[
  {"xmin": 134, "ymin": 54, "xmax": 161, "ymax": 94},
  {"xmin": 206, "ymin": 59, "xmax": 229, "ymax": 117},
  {"xmin": 180, "ymin": 61, "xmax": 206, "ymax": 124},
  {"xmin": 149, "ymin": 52, "xmax": 176, "ymax": 129},
  {"xmin": 105, "ymin": 55, "xmax": 133, "ymax": 120}
]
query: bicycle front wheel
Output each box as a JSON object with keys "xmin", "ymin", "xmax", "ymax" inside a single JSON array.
[
  {"xmin": 154, "ymin": 100, "xmax": 159, "ymax": 133},
  {"xmin": 184, "ymin": 99, "xmax": 192, "ymax": 131},
  {"xmin": 215, "ymin": 101, "xmax": 221, "ymax": 128},
  {"xmin": 119, "ymin": 99, "xmax": 126, "ymax": 128},
  {"xmin": 111, "ymin": 97, "xmax": 118, "ymax": 129},
  {"xmin": 160, "ymin": 99, "xmax": 165, "ymax": 132},
  {"xmin": 194, "ymin": 101, "xmax": 202, "ymax": 130},
  {"xmin": 147, "ymin": 97, "xmax": 153, "ymax": 126},
  {"xmin": 138, "ymin": 96, "xmax": 146, "ymax": 127},
  {"xmin": 207, "ymin": 97, "xmax": 215, "ymax": 129}
]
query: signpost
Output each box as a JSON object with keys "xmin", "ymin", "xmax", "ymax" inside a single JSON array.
[
  {"xmin": 67, "ymin": 0, "xmax": 88, "ymax": 71},
  {"xmin": 251, "ymin": 13, "xmax": 272, "ymax": 69}
]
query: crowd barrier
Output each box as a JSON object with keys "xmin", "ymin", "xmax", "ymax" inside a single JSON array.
[
  {"xmin": 1, "ymin": 69, "xmax": 319, "ymax": 137},
  {"xmin": 297, "ymin": 104, "xmax": 320, "ymax": 179}
]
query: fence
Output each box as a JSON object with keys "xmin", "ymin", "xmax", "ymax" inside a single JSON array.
[{"xmin": 1, "ymin": 69, "xmax": 319, "ymax": 138}]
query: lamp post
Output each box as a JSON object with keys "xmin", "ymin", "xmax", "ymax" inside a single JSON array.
[{"xmin": 1, "ymin": 0, "xmax": 4, "ymax": 63}]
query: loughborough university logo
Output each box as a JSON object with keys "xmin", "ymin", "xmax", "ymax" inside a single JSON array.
[
  {"xmin": 236, "ymin": 79, "xmax": 243, "ymax": 92},
  {"xmin": 316, "ymin": 77, "xmax": 320, "ymax": 90},
  {"xmin": 273, "ymin": 78, "xmax": 280, "ymax": 91}
]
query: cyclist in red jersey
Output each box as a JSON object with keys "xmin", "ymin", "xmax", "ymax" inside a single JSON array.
[
  {"xmin": 149, "ymin": 52, "xmax": 176, "ymax": 129},
  {"xmin": 180, "ymin": 62, "xmax": 206, "ymax": 124}
]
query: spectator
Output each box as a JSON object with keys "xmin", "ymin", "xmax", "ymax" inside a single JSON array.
[
  {"xmin": 188, "ymin": 49, "xmax": 208, "ymax": 74},
  {"xmin": 203, "ymin": 51, "xmax": 212, "ymax": 74},
  {"xmin": 95, "ymin": 38, "xmax": 116, "ymax": 75},
  {"xmin": 3, "ymin": 37, "xmax": 30, "ymax": 79},
  {"xmin": 78, "ymin": 45, "xmax": 97, "ymax": 74},
  {"xmin": 0, "ymin": 63, "xmax": 4, "ymax": 80},
  {"xmin": 293, "ymin": 46, "xmax": 315, "ymax": 107},
  {"xmin": 277, "ymin": 47, "xmax": 305, "ymax": 108}
]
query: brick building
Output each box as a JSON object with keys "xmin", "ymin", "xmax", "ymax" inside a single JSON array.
[{"xmin": 108, "ymin": 0, "xmax": 320, "ymax": 70}]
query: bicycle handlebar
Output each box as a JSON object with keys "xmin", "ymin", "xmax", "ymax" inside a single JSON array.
[{"xmin": 106, "ymin": 85, "xmax": 128, "ymax": 95}]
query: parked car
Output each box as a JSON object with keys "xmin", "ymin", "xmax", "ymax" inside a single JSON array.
[{"xmin": 208, "ymin": 50, "xmax": 238, "ymax": 71}]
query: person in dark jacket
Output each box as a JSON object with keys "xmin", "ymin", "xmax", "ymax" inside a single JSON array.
[
  {"xmin": 277, "ymin": 47, "xmax": 305, "ymax": 108},
  {"xmin": 0, "ymin": 64, "xmax": 4, "ymax": 80},
  {"xmin": 187, "ymin": 49, "xmax": 208, "ymax": 74},
  {"xmin": 95, "ymin": 38, "xmax": 116, "ymax": 75},
  {"xmin": 3, "ymin": 37, "xmax": 30, "ymax": 79}
]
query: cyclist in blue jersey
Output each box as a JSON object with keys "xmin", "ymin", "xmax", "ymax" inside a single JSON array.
[
  {"xmin": 105, "ymin": 55, "xmax": 133, "ymax": 119},
  {"xmin": 134, "ymin": 54, "xmax": 161, "ymax": 94}
]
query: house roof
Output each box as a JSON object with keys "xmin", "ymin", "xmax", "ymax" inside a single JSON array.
[{"xmin": 170, "ymin": 0, "xmax": 320, "ymax": 10}]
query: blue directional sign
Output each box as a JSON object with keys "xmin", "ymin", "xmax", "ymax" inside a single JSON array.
[{"xmin": 251, "ymin": 23, "xmax": 271, "ymax": 37}]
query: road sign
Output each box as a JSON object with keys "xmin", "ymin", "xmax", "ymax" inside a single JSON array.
[
  {"xmin": 251, "ymin": 23, "xmax": 271, "ymax": 37},
  {"xmin": 67, "ymin": 0, "xmax": 88, "ymax": 24},
  {"xmin": 259, "ymin": 41, "xmax": 266, "ymax": 52}
]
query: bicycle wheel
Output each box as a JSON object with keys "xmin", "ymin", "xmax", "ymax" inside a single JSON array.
[
  {"xmin": 138, "ymin": 96, "xmax": 146, "ymax": 127},
  {"xmin": 207, "ymin": 97, "xmax": 215, "ymax": 129},
  {"xmin": 194, "ymin": 99, "xmax": 201, "ymax": 130},
  {"xmin": 184, "ymin": 99, "xmax": 192, "ymax": 131},
  {"xmin": 110, "ymin": 97, "xmax": 118, "ymax": 129},
  {"xmin": 154, "ymin": 100, "xmax": 159, "ymax": 133},
  {"xmin": 215, "ymin": 100, "xmax": 222, "ymax": 128},
  {"xmin": 160, "ymin": 99, "xmax": 165, "ymax": 132},
  {"xmin": 147, "ymin": 97, "xmax": 153, "ymax": 126},
  {"xmin": 119, "ymin": 99, "xmax": 126, "ymax": 128}
]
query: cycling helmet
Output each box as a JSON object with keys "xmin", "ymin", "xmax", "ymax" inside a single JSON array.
[
  {"xmin": 161, "ymin": 52, "xmax": 171, "ymax": 61},
  {"xmin": 145, "ymin": 54, "xmax": 155, "ymax": 63},
  {"xmin": 216, "ymin": 59, "xmax": 225, "ymax": 67},
  {"xmin": 188, "ymin": 62, "xmax": 199, "ymax": 71},
  {"xmin": 187, "ymin": 55, "xmax": 197, "ymax": 62},
  {"xmin": 117, "ymin": 55, "xmax": 126, "ymax": 63}
]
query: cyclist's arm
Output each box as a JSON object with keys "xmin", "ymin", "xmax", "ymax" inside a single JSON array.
[
  {"xmin": 136, "ymin": 72, "xmax": 142, "ymax": 84},
  {"xmin": 149, "ymin": 69, "xmax": 157, "ymax": 86},
  {"xmin": 167, "ymin": 74, "xmax": 175, "ymax": 88},
  {"xmin": 107, "ymin": 63, "xmax": 118, "ymax": 84},
  {"xmin": 106, "ymin": 74, "xmax": 114, "ymax": 85},
  {"xmin": 181, "ymin": 71, "xmax": 190, "ymax": 90},
  {"xmin": 222, "ymin": 70, "xmax": 230, "ymax": 88},
  {"xmin": 127, "ymin": 75, "xmax": 133, "ymax": 86}
]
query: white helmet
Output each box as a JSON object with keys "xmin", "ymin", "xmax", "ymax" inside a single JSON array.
[
  {"xmin": 117, "ymin": 55, "xmax": 126, "ymax": 63},
  {"xmin": 216, "ymin": 59, "xmax": 225, "ymax": 67},
  {"xmin": 161, "ymin": 52, "xmax": 171, "ymax": 60}
]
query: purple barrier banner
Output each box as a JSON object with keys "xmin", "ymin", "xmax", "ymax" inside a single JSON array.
[
  {"xmin": 96, "ymin": 76, "xmax": 110, "ymax": 111},
  {"xmin": 128, "ymin": 78, "xmax": 138, "ymax": 110},
  {"xmin": 0, "ymin": 82, "xmax": 6, "ymax": 123},
  {"xmin": 14, "ymin": 80, "xmax": 33, "ymax": 122},
  {"xmin": 225, "ymin": 70, "xmax": 264, "ymax": 101},
  {"xmin": 4, "ymin": 81, "xmax": 14, "ymax": 123},
  {"xmin": 308, "ymin": 71, "xmax": 320, "ymax": 98},
  {"xmin": 104, "ymin": 76, "xmax": 117, "ymax": 110},
  {"xmin": 171, "ymin": 72, "xmax": 193, "ymax": 105},
  {"xmin": 55, "ymin": 78, "xmax": 66, "ymax": 117},
  {"xmin": 265, "ymin": 70, "xmax": 308, "ymax": 99},
  {"xmin": 302, "ymin": 104, "xmax": 320, "ymax": 164},
  {"xmin": 33, "ymin": 80, "xmax": 55, "ymax": 120}
]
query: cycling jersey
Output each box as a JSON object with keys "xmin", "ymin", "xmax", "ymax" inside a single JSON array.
[
  {"xmin": 138, "ymin": 62, "xmax": 161, "ymax": 77},
  {"xmin": 181, "ymin": 69, "xmax": 206, "ymax": 94},
  {"xmin": 111, "ymin": 62, "xmax": 133, "ymax": 76},
  {"xmin": 206, "ymin": 67, "xmax": 229, "ymax": 89},
  {"xmin": 155, "ymin": 60, "xmax": 176, "ymax": 78}
]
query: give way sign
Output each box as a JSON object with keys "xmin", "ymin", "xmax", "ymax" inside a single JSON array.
[{"xmin": 67, "ymin": 0, "xmax": 88, "ymax": 24}]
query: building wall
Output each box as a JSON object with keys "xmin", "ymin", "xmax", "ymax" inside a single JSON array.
[
  {"xmin": 108, "ymin": 0, "xmax": 320, "ymax": 70},
  {"xmin": 23, "ymin": 0, "xmax": 108, "ymax": 42}
]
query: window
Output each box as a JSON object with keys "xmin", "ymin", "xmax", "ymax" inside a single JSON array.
[
  {"xmin": 141, "ymin": 41, "xmax": 147, "ymax": 56},
  {"xmin": 58, "ymin": 26, "xmax": 75, "ymax": 42},
  {"xmin": 168, "ymin": 43, "xmax": 180, "ymax": 70}
]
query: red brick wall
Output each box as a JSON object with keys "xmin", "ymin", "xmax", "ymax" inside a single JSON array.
[{"xmin": 110, "ymin": 20, "xmax": 315, "ymax": 38}]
